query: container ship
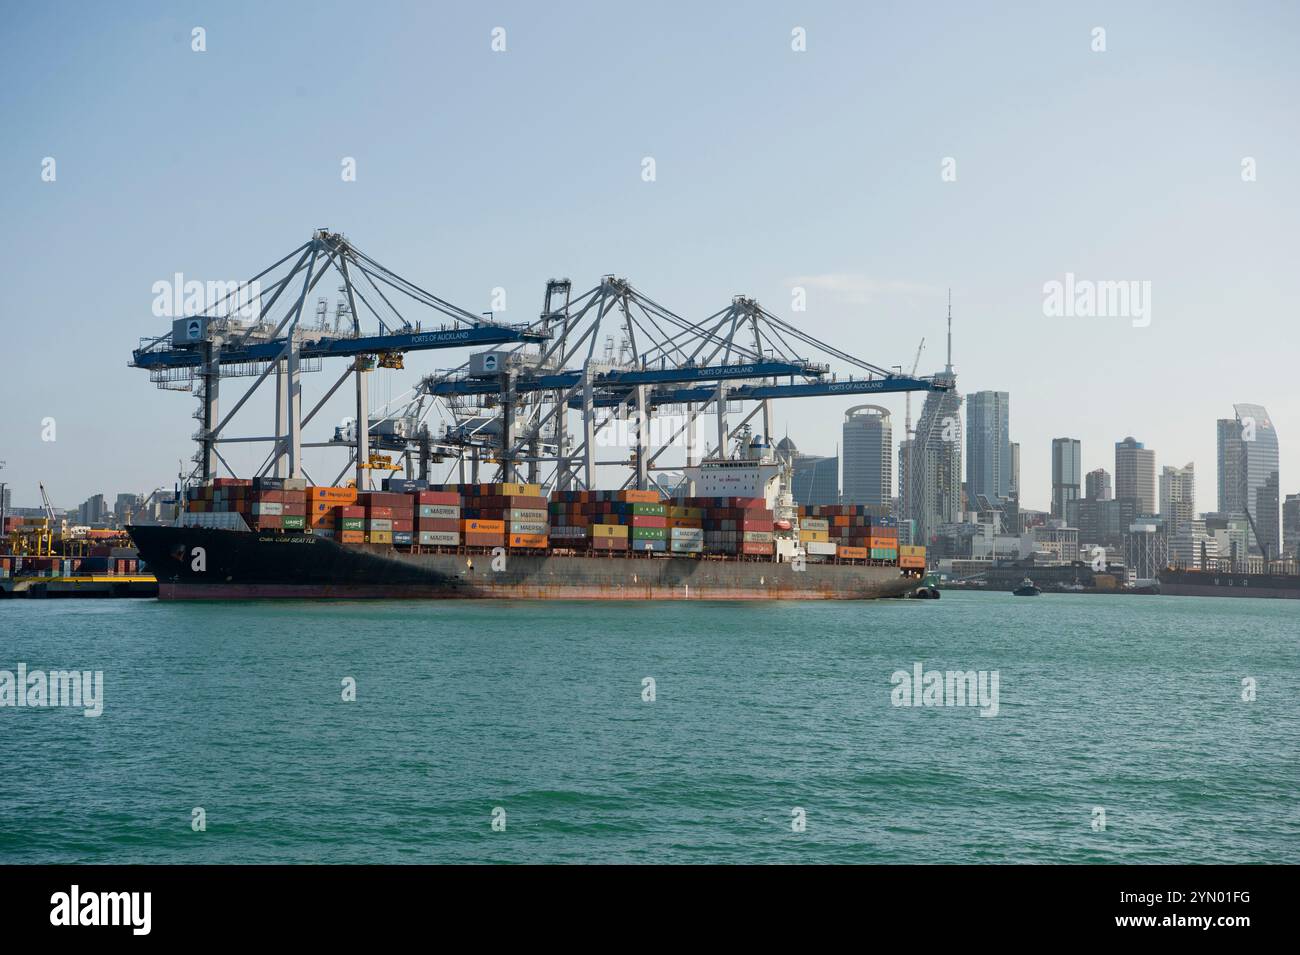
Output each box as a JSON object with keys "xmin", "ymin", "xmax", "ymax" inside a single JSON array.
[
  {"xmin": 129, "ymin": 453, "xmax": 926, "ymax": 601},
  {"xmin": 1158, "ymin": 565, "xmax": 1300, "ymax": 599}
]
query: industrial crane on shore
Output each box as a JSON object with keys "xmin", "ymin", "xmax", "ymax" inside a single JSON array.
[{"xmin": 131, "ymin": 232, "xmax": 949, "ymax": 493}]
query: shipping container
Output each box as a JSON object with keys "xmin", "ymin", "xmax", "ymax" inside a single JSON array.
[{"xmin": 418, "ymin": 531, "xmax": 459, "ymax": 546}]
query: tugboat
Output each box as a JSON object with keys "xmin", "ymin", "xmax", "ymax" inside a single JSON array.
[
  {"xmin": 910, "ymin": 572, "xmax": 941, "ymax": 599},
  {"xmin": 1012, "ymin": 577, "xmax": 1041, "ymax": 597}
]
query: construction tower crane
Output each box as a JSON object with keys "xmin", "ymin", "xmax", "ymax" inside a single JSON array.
[{"xmin": 900, "ymin": 337, "xmax": 925, "ymax": 520}]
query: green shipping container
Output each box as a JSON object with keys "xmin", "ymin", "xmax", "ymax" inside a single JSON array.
[
  {"xmin": 870, "ymin": 548, "xmax": 897, "ymax": 559},
  {"xmin": 340, "ymin": 518, "xmax": 364, "ymax": 531},
  {"xmin": 282, "ymin": 515, "xmax": 306, "ymax": 530},
  {"xmin": 629, "ymin": 503, "xmax": 666, "ymax": 516},
  {"xmin": 631, "ymin": 526, "xmax": 667, "ymax": 540}
]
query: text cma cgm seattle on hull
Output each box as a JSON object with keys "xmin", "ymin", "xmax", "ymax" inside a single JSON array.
[{"xmin": 130, "ymin": 439, "xmax": 927, "ymax": 601}]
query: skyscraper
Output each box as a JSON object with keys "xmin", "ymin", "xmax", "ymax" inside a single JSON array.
[
  {"xmin": 779, "ymin": 436, "xmax": 840, "ymax": 507},
  {"xmin": 965, "ymin": 391, "xmax": 1011, "ymax": 505},
  {"xmin": 1283, "ymin": 493, "xmax": 1300, "ymax": 561},
  {"xmin": 1009, "ymin": 442, "xmax": 1020, "ymax": 499},
  {"xmin": 1231, "ymin": 403, "xmax": 1280, "ymax": 555},
  {"xmin": 842, "ymin": 405, "xmax": 892, "ymax": 506},
  {"xmin": 1216, "ymin": 418, "xmax": 1245, "ymax": 514},
  {"xmin": 1050, "ymin": 438, "xmax": 1082, "ymax": 519},
  {"xmin": 1159, "ymin": 463, "xmax": 1195, "ymax": 537},
  {"xmin": 905, "ymin": 296, "xmax": 961, "ymax": 544},
  {"xmin": 1085, "ymin": 468, "xmax": 1112, "ymax": 501},
  {"xmin": 1115, "ymin": 437, "xmax": 1156, "ymax": 515}
]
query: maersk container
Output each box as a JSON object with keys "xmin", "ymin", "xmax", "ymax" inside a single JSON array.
[
  {"xmin": 418, "ymin": 504, "xmax": 460, "ymax": 520},
  {"xmin": 507, "ymin": 508, "xmax": 548, "ymax": 523},
  {"xmin": 669, "ymin": 540, "xmax": 703, "ymax": 553},
  {"xmin": 418, "ymin": 531, "xmax": 459, "ymax": 546},
  {"xmin": 510, "ymin": 521, "xmax": 549, "ymax": 535}
]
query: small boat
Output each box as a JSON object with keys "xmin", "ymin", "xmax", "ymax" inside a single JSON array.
[{"xmin": 1012, "ymin": 578, "xmax": 1041, "ymax": 597}]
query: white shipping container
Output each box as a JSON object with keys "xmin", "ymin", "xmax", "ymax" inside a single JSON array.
[
  {"xmin": 419, "ymin": 504, "xmax": 460, "ymax": 520},
  {"xmin": 252, "ymin": 502, "xmax": 283, "ymax": 516},
  {"xmin": 367, "ymin": 518, "xmax": 393, "ymax": 532},
  {"xmin": 510, "ymin": 521, "xmax": 549, "ymax": 535},
  {"xmin": 418, "ymin": 531, "xmax": 459, "ymax": 546},
  {"xmin": 801, "ymin": 517, "xmax": 830, "ymax": 532},
  {"xmin": 806, "ymin": 541, "xmax": 837, "ymax": 555}
]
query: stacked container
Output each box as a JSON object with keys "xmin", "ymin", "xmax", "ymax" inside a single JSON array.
[
  {"xmin": 799, "ymin": 504, "xmax": 900, "ymax": 563},
  {"xmin": 548, "ymin": 489, "xmax": 666, "ymax": 553},
  {"xmin": 415, "ymin": 490, "xmax": 460, "ymax": 547},
  {"xmin": 307, "ymin": 485, "xmax": 357, "ymax": 540},
  {"xmin": 357, "ymin": 491, "xmax": 411, "ymax": 545},
  {"xmin": 439, "ymin": 483, "xmax": 548, "ymax": 550},
  {"xmin": 683, "ymin": 496, "xmax": 775, "ymax": 557}
]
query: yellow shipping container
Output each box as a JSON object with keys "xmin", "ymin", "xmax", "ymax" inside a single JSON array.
[
  {"xmin": 497, "ymin": 483, "xmax": 543, "ymax": 497},
  {"xmin": 899, "ymin": 545, "xmax": 926, "ymax": 557},
  {"xmin": 591, "ymin": 523, "xmax": 629, "ymax": 539},
  {"xmin": 367, "ymin": 531, "xmax": 393, "ymax": 545},
  {"xmin": 799, "ymin": 529, "xmax": 830, "ymax": 543}
]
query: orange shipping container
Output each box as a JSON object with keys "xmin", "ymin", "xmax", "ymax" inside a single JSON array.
[
  {"xmin": 620, "ymin": 490, "xmax": 661, "ymax": 503},
  {"xmin": 509, "ymin": 533, "xmax": 548, "ymax": 548},
  {"xmin": 838, "ymin": 546, "xmax": 868, "ymax": 559},
  {"xmin": 900, "ymin": 556, "xmax": 925, "ymax": 569},
  {"xmin": 307, "ymin": 486, "xmax": 358, "ymax": 504},
  {"xmin": 833, "ymin": 515, "xmax": 850, "ymax": 527},
  {"xmin": 462, "ymin": 519, "xmax": 505, "ymax": 534},
  {"xmin": 339, "ymin": 530, "xmax": 365, "ymax": 544}
]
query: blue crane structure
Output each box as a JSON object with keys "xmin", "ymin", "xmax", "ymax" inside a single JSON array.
[
  {"xmin": 131, "ymin": 231, "xmax": 948, "ymax": 493},
  {"xmin": 407, "ymin": 275, "xmax": 948, "ymax": 493}
]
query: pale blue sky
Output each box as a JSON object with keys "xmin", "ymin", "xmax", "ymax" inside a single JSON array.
[{"xmin": 1, "ymin": 1, "xmax": 1297, "ymax": 512}]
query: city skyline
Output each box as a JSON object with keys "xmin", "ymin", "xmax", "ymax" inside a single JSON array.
[{"xmin": 2, "ymin": 4, "xmax": 1298, "ymax": 515}]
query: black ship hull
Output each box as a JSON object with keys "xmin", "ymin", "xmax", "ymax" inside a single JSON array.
[{"xmin": 128, "ymin": 525, "xmax": 917, "ymax": 601}]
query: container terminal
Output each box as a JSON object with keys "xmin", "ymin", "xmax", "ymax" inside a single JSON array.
[{"xmin": 108, "ymin": 229, "xmax": 948, "ymax": 600}]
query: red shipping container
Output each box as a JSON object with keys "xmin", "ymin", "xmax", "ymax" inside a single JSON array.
[
  {"xmin": 629, "ymin": 515, "xmax": 667, "ymax": 528},
  {"xmin": 416, "ymin": 491, "xmax": 460, "ymax": 505},
  {"xmin": 365, "ymin": 506, "xmax": 394, "ymax": 519},
  {"xmin": 415, "ymin": 517, "xmax": 459, "ymax": 533},
  {"xmin": 340, "ymin": 506, "xmax": 364, "ymax": 518},
  {"xmin": 392, "ymin": 519, "xmax": 414, "ymax": 533}
]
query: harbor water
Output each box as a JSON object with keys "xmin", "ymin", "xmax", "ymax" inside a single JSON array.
[{"xmin": 1, "ymin": 592, "xmax": 1296, "ymax": 864}]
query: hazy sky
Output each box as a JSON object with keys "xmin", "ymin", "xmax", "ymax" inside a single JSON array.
[{"xmin": 1, "ymin": 1, "xmax": 1297, "ymax": 513}]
